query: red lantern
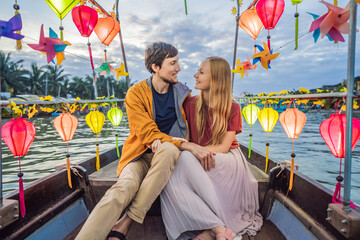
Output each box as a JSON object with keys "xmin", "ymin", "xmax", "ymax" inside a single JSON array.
[
  {"xmin": 1, "ymin": 118, "xmax": 36, "ymax": 217},
  {"xmin": 320, "ymin": 113, "xmax": 360, "ymax": 207},
  {"xmin": 72, "ymin": 5, "xmax": 98, "ymax": 37},
  {"xmin": 94, "ymin": 17, "xmax": 120, "ymax": 46},
  {"xmin": 72, "ymin": 5, "xmax": 98, "ymax": 70},
  {"xmin": 320, "ymin": 114, "xmax": 360, "ymax": 158},
  {"xmin": 279, "ymin": 108, "xmax": 306, "ymax": 191},
  {"xmin": 256, "ymin": 0, "xmax": 285, "ymax": 49},
  {"xmin": 54, "ymin": 113, "xmax": 78, "ymax": 188}
]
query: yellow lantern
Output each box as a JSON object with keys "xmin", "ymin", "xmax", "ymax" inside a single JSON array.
[
  {"xmin": 107, "ymin": 107, "xmax": 123, "ymax": 158},
  {"xmin": 258, "ymin": 107, "xmax": 279, "ymax": 172},
  {"xmin": 86, "ymin": 110, "xmax": 105, "ymax": 170},
  {"xmin": 242, "ymin": 104, "xmax": 260, "ymax": 158}
]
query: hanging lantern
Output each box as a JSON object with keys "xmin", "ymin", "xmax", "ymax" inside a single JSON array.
[
  {"xmin": 94, "ymin": 16, "xmax": 120, "ymax": 46},
  {"xmin": 242, "ymin": 104, "xmax": 260, "ymax": 158},
  {"xmin": 72, "ymin": 4, "xmax": 98, "ymax": 71},
  {"xmin": 45, "ymin": 0, "xmax": 81, "ymax": 40},
  {"xmin": 54, "ymin": 112, "xmax": 78, "ymax": 188},
  {"xmin": 258, "ymin": 107, "xmax": 279, "ymax": 172},
  {"xmin": 256, "ymin": 0, "xmax": 285, "ymax": 50},
  {"xmin": 107, "ymin": 107, "xmax": 123, "ymax": 158},
  {"xmin": 72, "ymin": 5, "xmax": 98, "ymax": 37},
  {"xmin": 279, "ymin": 108, "xmax": 306, "ymax": 191},
  {"xmin": 320, "ymin": 113, "xmax": 360, "ymax": 207},
  {"xmin": 86, "ymin": 110, "xmax": 105, "ymax": 170},
  {"xmin": 1, "ymin": 118, "xmax": 36, "ymax": 218},
  {"xmin": 239, "ymin": 8, "xmax": 263, "ymax": 53}
]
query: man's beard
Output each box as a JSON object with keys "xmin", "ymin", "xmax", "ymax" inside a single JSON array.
[{"xmin": 161, "ymin": 76, "xmax": 177, "ymax": 84}]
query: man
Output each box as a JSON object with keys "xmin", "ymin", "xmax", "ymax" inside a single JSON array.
[{"xmin": 76, "ymin": 42, "xmax": 191, "ymax": 240}]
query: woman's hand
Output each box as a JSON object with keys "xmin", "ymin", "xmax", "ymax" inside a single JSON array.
[
  {"xmin": 190, "ymin": 144, "xmax": 216, "ymax": 171},
  {"xmin": 149, "ymin": 139, "xmax": 161, "ymax": 153}
]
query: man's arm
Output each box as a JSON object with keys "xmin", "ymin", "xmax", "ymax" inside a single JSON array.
[{"xmin": 125, "ymin": 88, "xmax": 183, "ymax": 147}]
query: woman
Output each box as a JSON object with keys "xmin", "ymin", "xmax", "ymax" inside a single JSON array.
[{"xmin": 160, "ymin": 57, "xmax": 263, "ymax": 240}]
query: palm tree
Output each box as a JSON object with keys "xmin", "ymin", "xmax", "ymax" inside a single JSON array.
[
  {"xmin": 27, "ymin": 63, "xmax": 46, "ymax": 95},
  {"xmin": 44, "ymin": 65, "xmax": 70, "ymax": 96},
  {"xmin": 0, "ymin": 51, "xmax": 28, "ymax": 95}
]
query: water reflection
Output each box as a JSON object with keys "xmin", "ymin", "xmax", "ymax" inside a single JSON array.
[{"xmin": 2, "ymin": 110, "xmax": 360, "ymax": 204}]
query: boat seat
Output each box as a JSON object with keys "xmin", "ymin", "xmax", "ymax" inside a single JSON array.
[{"xmin": 89, "ymin": 160, "xmax": 269, "ymax": 204}]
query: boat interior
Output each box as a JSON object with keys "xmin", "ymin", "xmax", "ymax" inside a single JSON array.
[{"xmin": 0, "ymin": 145, "xmax": 359, "ymax": 240}]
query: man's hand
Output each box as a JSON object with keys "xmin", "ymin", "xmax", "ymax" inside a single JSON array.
[{"xmin": 149, "ymin": 139, "xmax": 161, "ymax": 153}]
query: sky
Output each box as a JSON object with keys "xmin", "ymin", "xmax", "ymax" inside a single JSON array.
[{"xmin": 0, "ymin": 0, "xmax": 360, "ymax": 96}]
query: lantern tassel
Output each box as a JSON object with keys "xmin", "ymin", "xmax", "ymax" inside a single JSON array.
[
  {"xmin": 19, "ymin": 176, "xmax": 25, "ymax": 218},
  {"xmin": 88, "ymin": 42, "xmax": 95, "ymax": 70},
  {"xmin": 60, "ymin": 20, "xmax": 64, "ymax": 41},
  {"xmin": 116, "ymin": 134, "xmax": 120, "ymax": 158},
  {"xmin": 96, "ymin": 143, "xmax": 100, "ymax": 171},
  {"xmin": 15, "ymin": 9, "xmax": 22, "ymax": 50},
  {"xmin": 66, "ymin": 157, "xmax": 72, "ymax": 188},
  {"xmin": 289, "ymin": 157, "xmax": 295, "ymax": 191},
  {"xmin": 184, "ymin": 0, "xmax": 188, "ymax": 15},
  {"xmin": 248, "ymin": 134, "xmax": 252, "ymax": 158},
  {"xmin": 332, "ymin": 181, "xmax": 341, "ymax": 203},
  {"xmin": 294, "ymin": 10, "xmax": 299, "ymax": 50},
  {"xmin": 265, "ymin": 143, "xmax": 269, "ymax": 173}
]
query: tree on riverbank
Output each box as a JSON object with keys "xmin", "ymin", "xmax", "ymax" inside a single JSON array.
[{"xmin": 0, "ymin": 51, "xmax": 129, "ymax": 99}]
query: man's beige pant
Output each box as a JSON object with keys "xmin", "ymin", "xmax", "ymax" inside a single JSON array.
[{"xmin": 76, "ymin": 142, "xmax": 180, "ymax": 240}]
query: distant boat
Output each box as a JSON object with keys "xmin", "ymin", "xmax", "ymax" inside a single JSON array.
[{"xmin": 51, "ymin": 112, "xmax": 61, "ymax": 117}]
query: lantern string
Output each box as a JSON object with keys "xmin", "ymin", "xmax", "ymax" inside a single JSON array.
[{"xmin": 18, "ymin": 156, "xmax": 22, "ymax": 173}]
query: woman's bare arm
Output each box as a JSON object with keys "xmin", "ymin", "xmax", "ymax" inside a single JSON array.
[{"xmin": 204, "ymin": 131, "xmax": 236, "ymax": 154}]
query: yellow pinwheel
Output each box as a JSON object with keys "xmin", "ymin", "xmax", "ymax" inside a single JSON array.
[
  {"xmin": 252, "ymin": 42, "xmax": 280, "ymax": 70},
  {"xmin": 231, "ymin": 59, "xmax": 244, "ymax": 78},
  {"xmin": 115, "ymin": 62, "xmax": 130, "ymax": 81}
]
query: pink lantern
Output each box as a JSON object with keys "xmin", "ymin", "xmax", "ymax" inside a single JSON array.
[
  {"xmin": 256, "ymin": 0, "xmax": 285, "ymax": 49},
  {"xmin": 1, "ymin": 118, "xmax": 36, "ymax": 217},
  {"xmin": 72, "ymin": 5, "xmax": 98, "ymax": 37},
  {"xmin": 320, "ymin": 113, "xmax": 360, "ymax": 207}
]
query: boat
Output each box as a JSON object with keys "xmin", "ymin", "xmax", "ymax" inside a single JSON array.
[{"xmin": 0, "ymin": 142, "xmax": 359, "ymax": 240}]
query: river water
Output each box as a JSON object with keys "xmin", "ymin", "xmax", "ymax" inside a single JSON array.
[{"xmin": 1, "ymin": 111, "xmax": 360, "ymax": 204}]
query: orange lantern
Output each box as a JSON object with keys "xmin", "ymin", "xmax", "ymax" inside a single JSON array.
[
  {"xmin": 239, "ymin": 8, "xmax": 264, "ymax": 53},
  {"xmin": 94, "ymin": 17, "xmax": 120, "ymax": 46},
  {"xmin": 279, "ymin": 108, "xmax": 306, "ymax": 191},
  {"xmin": 54, "ymin": 112, "xmax": 78, "ymax": 188}
]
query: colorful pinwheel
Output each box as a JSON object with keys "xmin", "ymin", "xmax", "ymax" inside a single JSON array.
[
  {"xmin": 115, "ymin": 62, "xmax": 130, "ymax": 81},
  {"xmin": 252, "ymin": 42, "xmax": 279, "ymax": 70},
  {"xmin": 28, "ymin": 25, "xmax": 66, "ymax": 64},
  {"xmin": 307, "ymin": 12, "xmax": 334, "ymax": 43},
  {"xmin": 309, "ymin": 1, "xmax": 350, "ymax": 42},
  {"xmin": 95, "ymin": 59, "xmax": 116, "ymax": 76},
  {"xmin": 231, "ymin": 60, "xmax": 244, "ymax": 77},
  {"xmin": 48, "ymin": 28, "xmax": 71, "ymax": 66},
  {"xmin": 0, "ymin": 14, "xmax": 24, "ymax": 40}
]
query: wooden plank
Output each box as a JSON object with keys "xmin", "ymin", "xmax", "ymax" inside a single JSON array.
[
  {"xmin": 0, "ymin": 199, "xmax": 19, "ymax": 230},
  {"xmin": 126, "ymin": 216, "xmax": 167, "ymax": 240}
]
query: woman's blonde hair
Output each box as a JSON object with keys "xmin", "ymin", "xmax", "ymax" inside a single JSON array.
[{"xmin": 195, "ymin": 56, "xmax": 233, "ymax": 145}]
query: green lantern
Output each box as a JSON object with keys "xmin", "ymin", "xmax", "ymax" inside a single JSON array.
[
  {"xmin": 242, "ymin": 104, "xmax": 260, "ymax": 158},
  {"xmin": 107, "ymin": 107, "xmax": 123, "ymax": 158}
]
